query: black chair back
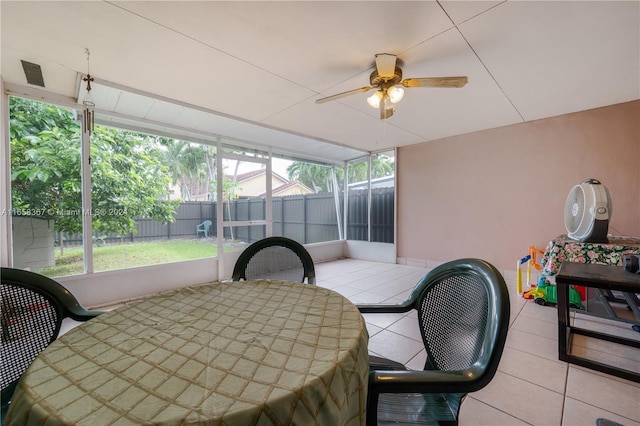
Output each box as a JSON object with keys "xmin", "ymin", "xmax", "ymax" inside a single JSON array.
[
  {"xmin": 358, "ymin": 258, "xmax": 510, "ymax": 425},
  {"xmin": 417, "ymin": 265, "xmax": 501, "ymax": 377},
  {"xmin": 232, "ymin": 237, "xmax": 316, "ymax": 284},
  {"xmin": 1, "ymin": 268, "xmax": 102, "ymax": 423}
]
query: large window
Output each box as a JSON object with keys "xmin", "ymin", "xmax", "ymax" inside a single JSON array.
[
  {"xmin": 346, "ymin": 150, "xmax": 395, "ymax": 242},
  {"xmin": 280, "ymin": 158, "xmax": 343, "ymax": 243},
  {"xmin": 219, "ymin": 152, "xmax": 344, "ymax": 247},
  {"xmin": 9, "ymin": 97, "xmax": 221, "ymax": 276},
  {"xmin": 8, "ymin": 96, "xmax": 367, "ymax": 277},
  {"xmin": 10, "ymin": 97, "xmax": 85, "ymax": 274},
  {"xmin": 88, "ymin": 130, "xmax": 217, "ymax": 273},
  {"xmin": 219, "ymin": 148, "xmax": 268, "ymax": 249},
  {"xmin": 370, "ymin": 150, "xmax": 395, "ymax": 243}
]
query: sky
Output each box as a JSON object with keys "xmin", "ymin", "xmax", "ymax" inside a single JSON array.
[{"xmin": 226, "ymin": 157, "xmax": 293, "ymax": 180}]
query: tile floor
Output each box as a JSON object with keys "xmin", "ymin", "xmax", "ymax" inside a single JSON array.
[
  {"xmin": 61, "ymin": 257, "xmax": 640, "ymax": 425},
  {"xmin": 314, "ymin": 258, "xmax": 640, "ymax": 426}
]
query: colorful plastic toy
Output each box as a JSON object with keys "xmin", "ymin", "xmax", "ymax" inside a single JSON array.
[
  {"xmin": 523, "ymin": 276, "xmax": 584, "ymax": 310},
  {"xmin": 516, "ymin": 254, "xmax": 530, "ymax": 295},
  {"xmin": 528, "ymin": 245, "xmax": 545, "ymax": 271},
  {"xmin": 516, "ymin": 246, "xmax": 546, "ymax": 295},
  {"xmin": 518, "ymin": 245, "xmax": 584, "ymax": 310}
]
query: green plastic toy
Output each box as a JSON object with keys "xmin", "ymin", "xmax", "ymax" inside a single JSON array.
[{"xmin": 523, "ymin": 277, "xmax": 584, "ymax": 310}]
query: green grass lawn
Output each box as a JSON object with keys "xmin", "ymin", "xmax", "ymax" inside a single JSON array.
[{"xmin": 41, "ymin": 239, "xmax": 220, "ymax": 277}]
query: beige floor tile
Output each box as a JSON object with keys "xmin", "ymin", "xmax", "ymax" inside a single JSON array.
[
  {"xmin": 565, "ymin": 367, "xmax": 640, "ymax": 422},
  {"xmin": 570, "ymin": 340, "xmax": 640, "ymax": 375},
  {"xmin": 368, "ymin": 281, "xmax": 416, "ymax": 298},
  {"xmin": 348, "ymin": 276, "xmax": 387, "ymax": 289},
  {"xmin": 509, "ymin": 304, "xmax": 527, "ymax": 328},
  {"xmin": 571, "ymin": 334, "xmax": 640, "ymax": 361},
  {"xmin": 512, "ymin": 312, "xmax": 559, "ymax": 341},
  {"xmin": 364, "ymin": 322, "xmax": 383, "ymax": 338},
  {"xmin": 330, "ymin": 285, "xmax": 363, "ymax": 299},
  {"xmin": 505, "ymin": 328, "xmax": 560, "ymax": 362},
  {"xmin": 59, "ymin": 318, "xmax": 86, "ymax": 337},
  {"xmin": 498, "ymin": 346, "xmax": 568, "ymax": 394},
  {"xmin": 509, "ymin": 290, "xmax": 529, "ymax": 313},
  {"xmin": 379, "ymin": 293, "xmax": 412, "ymax": 304},
  {"xmin": 573, "ymin": 314, "xmax": 640, "ymax": 342},
  {"xmin": 562, "ymin": 396, "xmax": 640, "ymax": 426},
  {"xmin": 349, "ymin": 288, "xmax": 394, "ymax": 304},
  {"xmin": 315, "ymin": 278, "xmax": 342, "ymax": 289},
  {"xmin": 519, "ymin": 300, "xmax": 559, "ymax": 324},
  {"xmin": 361, "ymin": 312, "xmax": 405, "ymax": 329},
  {"xmin": 459, "ymin": 396, "xmax": 530, "ymax": 425},
  {"xmin": 405, "ymin": 349, "xmax": 427, "ymax": 371},
  {"xmin": 386, "ymin": 314, "xmax": 421, "ymax": 342},
  {"xmin": 367, "ymin": 329, "xmax": 425, "ymax": 365},
  {"xmin": 473, "ymin": 371, "xmax": 564, "ymax": 425},
  {"xmin": 322, "ymin": 273, "xmax": 364, "ymax": 286}
]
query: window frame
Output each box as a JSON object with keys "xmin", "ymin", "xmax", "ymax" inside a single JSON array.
[{"xmin": 2, "ymin": 85, "xmax": 396, "ymax": 282}]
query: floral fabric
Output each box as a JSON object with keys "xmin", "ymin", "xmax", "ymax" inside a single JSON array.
[{"xmin": 541, "ymin": 234, "xmax": 640, "ymax": 275}]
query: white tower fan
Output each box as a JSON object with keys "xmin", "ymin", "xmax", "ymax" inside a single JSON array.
[{"xmin": 564, "ymin": 179, "xmax": 612, "ymax": 243}]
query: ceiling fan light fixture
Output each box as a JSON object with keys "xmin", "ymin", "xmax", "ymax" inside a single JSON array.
[
  {"xmin": 381, "ymin": 104, "xmax": 395, "ymax": 119},
  {"xmin": 375, "ymin": 53, "xmax": 397, "ymax": 79},
  {"xmin": 315, "ymin": 53, "xmax": 468, "ymax": 121},
  {"xmin": 367, "ymin": 90, "xmax": 383, "ymax": 108},
  {"xmin": 378, "ymin": 93, "xmax": 395, "ymax": 119},
  {"xmin": 388, "ymin": 85, "xmax": 404, "ymax": 103}
]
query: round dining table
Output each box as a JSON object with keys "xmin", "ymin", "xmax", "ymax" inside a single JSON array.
[{"xmin": 5, "ymin": 280, "xmax": 369, "ymax": 425}]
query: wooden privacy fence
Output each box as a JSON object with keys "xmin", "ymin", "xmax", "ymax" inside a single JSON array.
[{"xmin": 61, "ymin": 188, "xmax": 394, "ymax": 246}]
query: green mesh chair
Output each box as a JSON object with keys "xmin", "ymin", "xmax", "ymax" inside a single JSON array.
[
  {"xmin": 232, "ymin": 237, "xmax": 316, "ymax": 284},
  {"xmin": 1, "ymin": 268, "xmax": 103, "ymax": 423},
  {"xmin": 357, "ymin": 258, "xmax": 510, "ymax": 426}
]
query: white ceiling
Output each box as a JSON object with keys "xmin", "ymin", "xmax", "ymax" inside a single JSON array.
[{"xmin": 2, "ymin": 1, "xmax": 639, "ymax": 163}]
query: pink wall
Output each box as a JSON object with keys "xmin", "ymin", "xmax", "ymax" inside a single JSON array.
[{"xmin": 397, "ymin": 100, "xmax": 640, "ymax": 271}]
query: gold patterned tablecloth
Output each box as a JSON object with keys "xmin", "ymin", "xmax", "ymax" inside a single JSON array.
[
  {"xmin": 541, "ymin": 234, "xmax": 640, "ymax": 275},
  {"xmin": 5, "ymin": 280, "xmax": 369, "ymax": 425}
]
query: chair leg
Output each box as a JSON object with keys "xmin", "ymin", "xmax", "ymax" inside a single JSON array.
[{"xmin": 366, "ymin": 391, "xmax": 379, "ymax": 426}]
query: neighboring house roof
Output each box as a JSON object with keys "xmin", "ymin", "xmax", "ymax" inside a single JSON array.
[
  {"xmin": 170, "ymin": 178, "xmax": 212, "ymax": 201},
  {"xmin": 348, "ymin": 175, "xmax": 395, "ymax": 190},
  {"xmin": 225, "ymin": 169, "xmax": 295, "ymax": 198},
  {"xmin": 225, "ymin": 169, "xmax": 289, "ymax": 183},
  {"xmin": 259, "ymin": 180, "xmax": 314, "ymax": 197}
]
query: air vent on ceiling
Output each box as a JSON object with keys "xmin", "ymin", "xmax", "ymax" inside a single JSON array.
[{"xmin": 21, "ymin": 60, "xmax": 45, "ymax": 87}]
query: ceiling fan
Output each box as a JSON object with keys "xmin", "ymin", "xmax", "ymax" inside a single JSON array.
[{"xmin": 316, "ymin": 53, "xmax": 468, "ymax": 119}]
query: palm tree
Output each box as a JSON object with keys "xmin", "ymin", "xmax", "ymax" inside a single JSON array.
[
  {"xmin": 287, "ymin": 162, "xmax": 335, "ymax": 193},
  {"xmin": 288, "ymin": 156, "xmax": 394, "ymax": 192},
  {"xmin": 163, "ymin": 140, "xmax": 188, "ymax": 198},
  {"xmin": 163, "ymin": 141, "xmax": 211, "ymax": 200},
  {"xmin": 347, "ymin": 156, "xmax": 394, "ymax": 183}
]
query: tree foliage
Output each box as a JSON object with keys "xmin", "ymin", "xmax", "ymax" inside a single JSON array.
[
  {"xmin": 287, "ymin": 156, "xmax": 394, "ymax": 193},
  {"xmin": 286, "ymin": 162, "xmax": 334, "ymax": 193},
  {"xmin": 10, "ymin": 97, "xmax": 178, "ymax": 236},
  {"xmin": 160, "ymin": 140, "xmax": 217, "ymax": 201}
]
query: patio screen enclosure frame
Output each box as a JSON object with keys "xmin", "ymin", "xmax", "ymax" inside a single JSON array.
[{"xmin": 2, "ymin": 84, "xmax": 395, "ymax": 279}]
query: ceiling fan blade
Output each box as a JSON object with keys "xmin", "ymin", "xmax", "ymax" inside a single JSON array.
[
  {"xmin": 402, "ymin": 76, "xmax": 468, "ymax": 88},
  {"xmin": 375, "ymin": 53, "xmax": 397, "ymax": 79},
  {"xmin": 315, "ymin": 86, "xmax": 374, "ymax": 104}
]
